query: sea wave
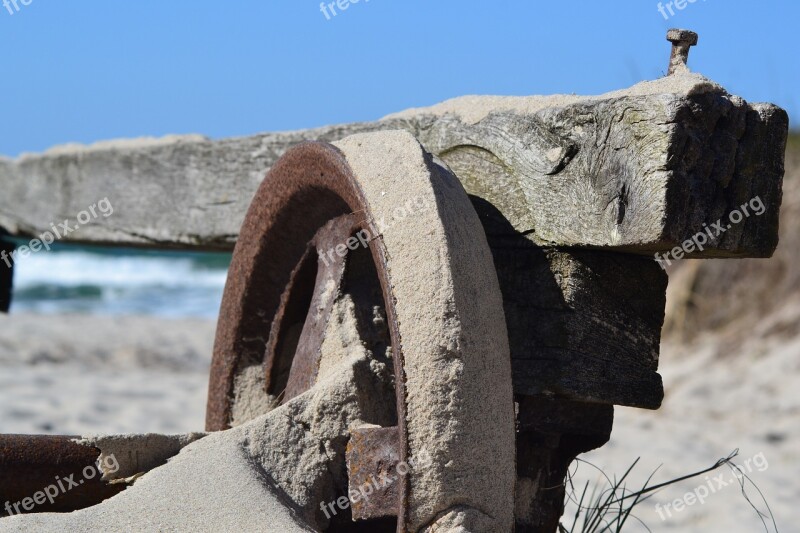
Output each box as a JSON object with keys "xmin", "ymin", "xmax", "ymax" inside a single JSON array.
[{"xmin": 10, "ymin": 247, "xmax": 230, "ymax": 318}]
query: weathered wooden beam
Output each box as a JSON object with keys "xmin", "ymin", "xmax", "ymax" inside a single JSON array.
[
  {"xmin": 474, "ymin": 195, "xmax": 667, "ymax": 408},
  {"xmin": 398, "ymin": 78, "xmax": 788, "ymax": 258},
  {"xmin": 0, "ymin": 74, "xmax": 787, "ymax": 257},
  {"xmin": 0, "ymin": 128, "xmax": 387, "ymax": 251}
]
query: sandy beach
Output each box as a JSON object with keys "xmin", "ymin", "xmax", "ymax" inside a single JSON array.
[
  {"xmin": 0, "ymin": 314, "xmax": 215, "ymax": 436},
  {"xmin": 2, "ymin": 312, "xmax": 798, "ymax": 530}
]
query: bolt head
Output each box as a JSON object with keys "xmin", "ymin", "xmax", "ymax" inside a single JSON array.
[{"xmin": 667, "ymin": 29, "xmax": 699, "ymax": 46}]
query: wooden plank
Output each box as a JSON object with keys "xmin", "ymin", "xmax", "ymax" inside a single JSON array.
[
  {"xmin": 413, "ymin": 92, "xmax": 787, "ymax": 258},
  {"xmin": 0, "ymin": 127, "xmax": 388, "ymax": 251},
  {"xmin": 0, "ymin": 75, "xmax": 787, "ymax": 257}
]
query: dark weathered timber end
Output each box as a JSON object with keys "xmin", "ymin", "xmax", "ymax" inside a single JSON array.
[
  {"xmin": 664, "ymin": 94, "xmax": 788, "ymax": 257},
  {"xmin": 0, "ymin": 236, "xmax": 14, "ymax": 313},
  {"xmin": 515, "ymin": 396, "xmax": 614, "ymax": 532}
]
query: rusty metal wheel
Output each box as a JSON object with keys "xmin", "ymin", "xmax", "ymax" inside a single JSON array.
[
  {"xmin": 205, "ymin": 140, "xmax": 403, "ymax": 429},
  {"xmin": 207, "ymin": 131, "xmax": 515, "ymax": 532}
]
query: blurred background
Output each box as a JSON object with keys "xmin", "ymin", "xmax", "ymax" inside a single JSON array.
[{"xmin": 1, "ymin": 1, "xmax": 797, "ymax": 531}]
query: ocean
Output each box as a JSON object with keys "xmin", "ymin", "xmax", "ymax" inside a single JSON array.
[{"xmin": 9, "ymin": 243, "xmax": 230, "ymax": 319}]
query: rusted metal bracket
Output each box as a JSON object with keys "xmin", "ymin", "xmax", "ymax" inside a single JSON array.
[
  {"xmin": 0, "ymin": 435, "xmax": 126, "ymax": 515},
  {"xmin": 346, "ymin": 427, "xmax": 402, "ymax": 521}
]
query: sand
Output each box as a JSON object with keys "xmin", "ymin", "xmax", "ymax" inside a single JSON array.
[
  {"xmin": 0, "ymin": 314, "xmax": 214, "ymax": 436},
  {"xmin": 571, "ymin": 332, "xmax": 800, "ymax": 531},
  {"xmin": 384, "ymin": 72, "xmax": 725, "ymax": 125}
]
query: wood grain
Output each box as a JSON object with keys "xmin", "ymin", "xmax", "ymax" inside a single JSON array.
[{"xmin": 0, "ymin": 89, "xmax": 787, "ymax": 257}]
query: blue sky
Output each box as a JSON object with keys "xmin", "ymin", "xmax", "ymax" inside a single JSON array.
[{"xmin": 1, "ymin": 0, "xmax": 797, "ymax": 157}]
